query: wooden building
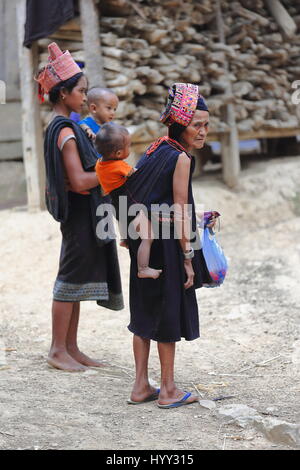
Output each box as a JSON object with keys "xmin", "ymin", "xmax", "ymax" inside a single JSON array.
[
  {"xmin": 2, "ymin": 0, "xmax": 300, "ymax": 210},
  {"xmin": 0, "ymin": 0, "xmax": 22, "ymax": 162}
]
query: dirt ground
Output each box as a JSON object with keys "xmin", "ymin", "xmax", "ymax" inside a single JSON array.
[{"xmin": 0, "ymin": 155, "xmax": 299, "ymax": 450}]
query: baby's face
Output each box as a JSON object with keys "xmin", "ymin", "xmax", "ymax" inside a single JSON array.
[{"xmin": 91, "ymin": 93, "xmax": 119, "ymax": 124}]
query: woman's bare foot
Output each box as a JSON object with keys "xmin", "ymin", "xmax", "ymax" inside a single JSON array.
[
  {"xmin": 158, "ymin": 387, "xmax": 199, "ymax": 407},
  {"xmin": 138, "ymin": 267, "xmax": 162, "ymax": 279},
  {"xmin": 129, "ymin": 384, "xmax": 159, "ymax": 403},
  {"xmin": 68, "ymin": 348, "xmax": 107, "ymax": 367},
  {"xmin": 47, "ymin": 350, "xmax": 88, "ymax": 372}
]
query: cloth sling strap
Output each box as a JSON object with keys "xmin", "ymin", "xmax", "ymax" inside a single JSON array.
[
  {"xmin": 44, "ymin": 116, "xmax": 114, "ymax": 246},
  {"xmin": 143, "ymin": 136, "xmax": 188, "ymax": 204},
  {"xmin": 120, "ymin": 136, "xmax": 188, "ymax": 207}
]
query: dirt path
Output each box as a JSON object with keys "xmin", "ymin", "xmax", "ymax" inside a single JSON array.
[{"xmin": 0, "ymin": 156, "xmax": 299, "ymax": 450}]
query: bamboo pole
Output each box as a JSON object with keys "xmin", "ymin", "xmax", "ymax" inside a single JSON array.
[
  {"xmin": 16, "ymin": 0, "xmax": 45, "ymax": 211},
  {"xmin": 215, "ymin": 0, "xmax": 240, "ymax": 188},
  {"xmin": 79, "ymin": 0, "xmax": 105, "ymax": 88}
]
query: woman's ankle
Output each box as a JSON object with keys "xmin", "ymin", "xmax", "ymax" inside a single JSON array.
[
  {"xmin": 132, "ymin": 378, "xmax": 152, "ymax": 391},
  {"xmin": 48, "ymin": 345, "xmax": 69, "ymax": 357},
  {"xmin": 159, "ymin": 383, "xmax": 178, "ymax": 397}
]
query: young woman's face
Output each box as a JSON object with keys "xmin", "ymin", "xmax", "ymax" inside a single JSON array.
[
  {"xmin": 62, "ymin": 75, "xmax": 88, "ymax": 114},
  {"xmin": 179, "ymin": 110, "xmax": 209, "ymax": 150}
]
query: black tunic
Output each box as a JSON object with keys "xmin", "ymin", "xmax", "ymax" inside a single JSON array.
[
  {"xmin": 44, "ymin": 117, "xmax": 124, "ymax": 310},
  {"xmin": 126, "ymin": 141, "xmax": 211, "ymax": 342}
]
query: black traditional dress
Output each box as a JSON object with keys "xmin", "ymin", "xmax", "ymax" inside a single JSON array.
[
  {"xmin": 44, "ymin": 116, "xmax": 124, "ymax": 310},
  {"xmin": 119, "ymin": 139, "xmax": 212, "ymax": 342}
]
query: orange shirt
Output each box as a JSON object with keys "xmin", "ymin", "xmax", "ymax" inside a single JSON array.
[{"xmin": 95, "ymin": 159, "xmax": 134, "ymax": 195}]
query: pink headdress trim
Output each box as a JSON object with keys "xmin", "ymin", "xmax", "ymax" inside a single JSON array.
[{"xmin": 34, "ymin": 42, "xmax": 81, "ymax": 102}]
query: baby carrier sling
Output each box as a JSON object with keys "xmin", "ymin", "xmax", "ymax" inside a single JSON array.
[
  {"xmin": 110, "ymin": 136, "xmax": 187, "ymax": 224},
  {"xmin": 44, "ymin": 116, "xmax": 114, "ymax": 246}
]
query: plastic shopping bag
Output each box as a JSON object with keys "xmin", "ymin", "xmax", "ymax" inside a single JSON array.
[{"xmin": 201, "ymin": 227, "xmax": 228, "ymax": 288}]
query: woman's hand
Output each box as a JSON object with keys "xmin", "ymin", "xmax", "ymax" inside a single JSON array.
[
  {"xmin": 206, "ymin": 216, "xmax": 217, "ymax": 229},
  {"xmin": 184, "ymin": 259, "xmax": 194, "ymax": 289},
  {"xmin": 196, "ymin": 211, "xmax": 218, "ymax": 230}
]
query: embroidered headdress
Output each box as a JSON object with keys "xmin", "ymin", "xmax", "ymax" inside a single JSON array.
[
  {"xmin": 160, "ymin": 83, "xmax": 208, "ymax": 127},
  {"xmin": 34, "ymin": 42, "xmax": 81, "ymax": 102}
]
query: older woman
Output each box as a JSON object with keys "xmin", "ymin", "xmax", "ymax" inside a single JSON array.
[{"xmin": 125, "ymin": 83, "xmax": 214, "ymax": 408}]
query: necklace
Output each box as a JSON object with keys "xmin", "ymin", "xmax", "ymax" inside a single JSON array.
[{"xmin": 146, "ymin": 136, "xmax": 189, "ymax": 156}]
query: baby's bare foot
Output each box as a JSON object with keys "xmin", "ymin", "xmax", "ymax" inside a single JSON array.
[{"xmin": 138, "ymin": 267, "xmax": 162, "ymax": 279}]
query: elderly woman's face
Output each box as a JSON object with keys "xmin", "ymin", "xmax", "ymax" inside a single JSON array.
[{"xmin": 180, "ymin": 110, "xmax": 209, "ymax": 150}]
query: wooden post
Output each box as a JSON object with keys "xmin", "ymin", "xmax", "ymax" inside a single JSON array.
[
  {"xmin": 0, "ymin": 2, "xmax": 5, "ymax": 84},
  {"xmin": 215, "ymin": 0, "xmax": 240, "ymax": 188},
  {"xmin": 16, "ymin": 0, "xmax": 45, "ymax": 211},
  {"xmin": 265, "ymin": 0, "xmax": 297, "ymax": 39},
  {"xmin": 4, "ymin": 0, "xmax": 21, "ymax": 101},
  {"xmin": 79, "ymin": 0, "xmax": 106, "ymax": 88}
]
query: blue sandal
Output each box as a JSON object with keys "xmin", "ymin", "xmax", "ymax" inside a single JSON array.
[{"xmin": 157, "ymin": 392, "xmax": 197, "ymax": 409}]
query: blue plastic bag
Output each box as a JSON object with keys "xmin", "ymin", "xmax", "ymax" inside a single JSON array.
[{"xmin": 201, "ymin": 227, "xmax": 228, "ymax": 288}]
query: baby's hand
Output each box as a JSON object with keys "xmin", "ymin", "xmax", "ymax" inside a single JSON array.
[
  {"xmin": 80, "ymin": 124, "xmax": 96, "ymax": 142},
  {"xmin": 86, "ymin": 128, "xmax": 96, "ymax": 142}
]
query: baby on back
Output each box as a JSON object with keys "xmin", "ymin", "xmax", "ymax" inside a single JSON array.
[{"xmin": 95, "ymin": 123, "xmax": 162, "ymax": 280}]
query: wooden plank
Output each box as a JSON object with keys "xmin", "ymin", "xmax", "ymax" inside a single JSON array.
[
  {"xmin": 207, "ymin": 127, "xmax": 300, "ymax": 142},
  {"xmin": 0, "ymin": 141, "xmax": 22, "ymax": 160},
  {"xmin": 59, "ymin": 17, "xmax": 81, "ymax": 32},
  {"xmin": 265, "ymin": 0, "xmax": 297, "ymax": 39},
  {"xmin": 215, "ymin": 0, "xmax": 240, "ymax": 188},
  {"xmin": 235, "ymin": 4, "xmax": 269, "ymax": 27},
  {"xmin": 49, "ymin": 30, "xmax": 82, "ymax": 41},
  {"xmin": 0, "ymin": 2, "xmax": 5, "ymax": 83},
  {"xmin": 0, "ymin": 102, "xmax": 22, "ymax": 141},
  {"xmin": 79, "ymin": 0, "xmax": 105, "ymax": 87},
  {"xmin": 16, "ymin": 0, "xmax": 45, "ymax": 211},
  {"xmin": 240, "ymin": 127, "xmax": 300, "ymax": 140},
  {"xmin": 4, "ymin": 0, "xmax": 21, "ymax": 101}
]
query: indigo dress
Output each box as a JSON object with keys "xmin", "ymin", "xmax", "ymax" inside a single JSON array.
[
  {"xmin": 44, "ymin": 116, "xmax": 124, "ymax": 310},
  {"xmin": 125, "ymin": 140, "xmax": 211, "ymax": 342}
]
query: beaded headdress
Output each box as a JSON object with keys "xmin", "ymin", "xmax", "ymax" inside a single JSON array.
[{"xmin": 160, "ymin": 83, "xmax": 202, "ymax": 127}]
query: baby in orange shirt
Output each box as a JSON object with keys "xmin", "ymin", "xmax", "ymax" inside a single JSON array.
[{"xmin": 95, "ymin": 123, "xmax": 162, "ymax": 280}]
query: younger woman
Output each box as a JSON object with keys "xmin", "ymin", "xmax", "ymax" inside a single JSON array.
[{"xmin": 35, "ymin": 42, "xmax": 123, "ymax": 372}]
